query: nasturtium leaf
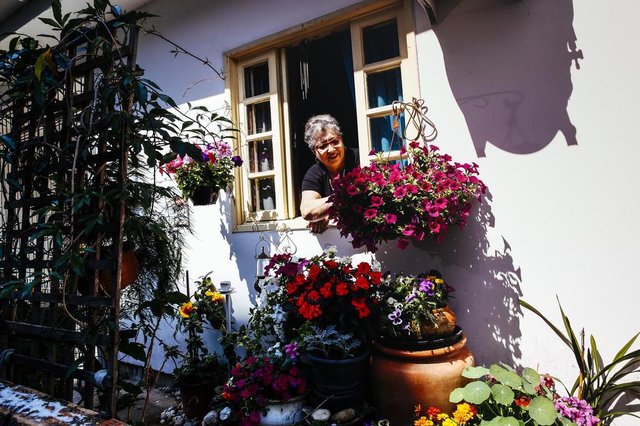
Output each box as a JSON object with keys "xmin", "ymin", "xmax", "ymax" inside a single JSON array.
[
  {"xmin": 462, "ymin": 381, "xmax": 491, "ymax": 404},
  {"xmin": 496, "ymin": 416, "xmax": 520, "ymax": 426},
  {"xmin": 522, "ymin": 379, "xmax": 537, "ymax": 395},
  {"xmin": 528, "ymin": 396, "xmax": 558, "ymax": 425},
  {"xmin": 462, "ymin": 365, "xmax": 490, "ymax": 379},
  {"xmin": 491, "ymin": 383, "xmax": 515, "ymax": 405},
  {"xmin": 522, "ymin": 367, "xmax": 540, "ymax": 386},
  {"xmin": 490, "ymin": 364, "xmax": 523, "ymax": 388},
  {"xmin": 449, "ymin": 387, "xmax": 465, "ymax": 403},
  {"xmin": 559, "ymin": 418, "xmax": 577, "ymax": 426}
]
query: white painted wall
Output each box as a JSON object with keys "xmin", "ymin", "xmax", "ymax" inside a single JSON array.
[{"xmin": 133, "ymin": 1, "xmax": 640, "ymax": 406}]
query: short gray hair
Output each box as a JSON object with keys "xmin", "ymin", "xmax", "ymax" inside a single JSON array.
[{"xmin": 304, "ymin": 114, "xmax": 342, "ymax": 151}]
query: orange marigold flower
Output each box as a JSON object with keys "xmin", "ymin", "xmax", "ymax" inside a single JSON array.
[
  {"xmin": 453, "ymin": 403, "xmax": 476, "ymax": 424},
  {"xmin": 179, "ymin": 301, "xmax": 196, "ymax": 318},
  {"xmin": 414, "ymin": 416, "xmax": 433, "ymax": 426}
]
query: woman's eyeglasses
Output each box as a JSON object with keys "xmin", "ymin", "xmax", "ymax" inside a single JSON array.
[{"xmin": 315, "ymin": 137, "xmax": 342, "ymax": 153}]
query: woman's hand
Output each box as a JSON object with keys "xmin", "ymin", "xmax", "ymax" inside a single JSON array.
[{"xmin": 307, "ymin": 217, "xmax": 329, "ymax": 234}]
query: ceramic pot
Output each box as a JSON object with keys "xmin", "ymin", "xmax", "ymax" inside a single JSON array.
[
  {"xmin": 416, "ymin": 305, "xmax": 457, "ymax": 338},
  {"xmin": 371, "ymin": 332, "xmax": 474, "ymax": 426},
  {"xmin": 306, "ymin": 349, "xmax": 369, "ymax": 411},
  {"xmin": 190, "ymin": 187, "xmax": 220, "ymax": 205},
  {"xmin": 98, "ymin": 248, "xmax": 140, "ymax": 293},
  {"xmin": 259, "ymin": 394, "xmax": 306, "ymax": 426},
  {"xmin": 180, "ymin": 381, "xmax": 216, "ymax": 419}
]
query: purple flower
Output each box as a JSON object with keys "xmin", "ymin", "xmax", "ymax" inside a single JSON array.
[
  {"xmin": 232, "ymin": 155, "xmax": 243, "ymax": 167},
  {"xmin": 388, "ymin": 309, "xmax": 403, "ymax": 325},
  {"xmin": 405, "ymin": 290, "xmax": 417, "ymax": 303},
  {"xmin": 284, "ymin": 342, "xmax": 299, "ymax": 359},
  {"xmin": 419, "ymin": 279, "xmax": 435, "ymax": 296}
]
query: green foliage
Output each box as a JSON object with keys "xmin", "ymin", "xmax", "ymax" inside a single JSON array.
[
  {"xmin": 299, "ymin": 323, "xmax": 363, "ymax": 358},
  {"xmin": 450, "ymin": 364, "xmax": 561, "ymax": 425},
  {"xmin": 520, "ymin": 298, "xmax": 640, "ymax": 425}
]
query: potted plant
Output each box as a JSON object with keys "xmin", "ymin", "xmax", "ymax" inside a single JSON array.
[
  {"xmin": 160, "ymin": 139, "xmax": 243, "ymax": 205},
  {"xmin": 265, "ymin": 247, "xmax": 381, "ymax": 410},
  {"xmin": 215, "ymin": 347, "xmax": 308, "ymax": 426},
  {"xmin": 448, "ymin": 364, "xmax": 600, "ymax": 426},
  {"xmin": 329, "ymin": 142, "xmax": 486, "ymax": 252},
  {"xmin": 369, "ymin": 270, "xmax": 474, "ymax": 425},
  {"xmin": 374, "ymin": 270, "xmax": 457, "ymax": 345},
  {"xmin": 172, "ymin": 273, "xmax": 229, "ymax": 418}
]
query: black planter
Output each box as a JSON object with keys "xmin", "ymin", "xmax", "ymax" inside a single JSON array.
[
  {"xmin": 190, "ymin": 188, "xmax": 220, "ymax": 206},
  {"xmin": 377, "ymin": 326, "xmax": 463, "ymax": 351},
  {"xmin": 306, "ymin": 349, "xmax": 370, "ymax": 411}
]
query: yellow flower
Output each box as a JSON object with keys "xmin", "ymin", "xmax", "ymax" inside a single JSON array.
[
  {"xmin": 453, "ymin": 403, "xmax": 476, "ymax": 424},
  {"xmin": 179, "ymin": 301, "xmax": 196, "ymax": 318},
  {"xmin": 437, "ymin": 413, "xmax": 450, "ymax": 421},
  {"xmin": 414, "ymin": 416, "xmax": 433, "ymax": 426},
  {"xmin": 205, "ymin": 290, "xmax": 225, "ymax": 303},
  {"xmin": 435, "ymin": 278, "xmax": 444, "ymax": 284},
  {"xmin": 442, "ymin": 419, "xmax": 458, "ymax": 426}
]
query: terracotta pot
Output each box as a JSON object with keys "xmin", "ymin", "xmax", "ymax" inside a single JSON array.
[
  {"xmin": 306, "ymin": 349, "xmax": 370, "ymax": 411},
  {"xmin": 98, "ymin": 248, "xmax": 140, "ymax": 292},
  {"xmin": 180, "ymin": 381, "xmax": 216, "ymax": 419},
  {"xmin": 259, "ymin": 394, "xmax": 307, "ymax": 426},
  {"xmin": 190, "ymin": 187, "xmax": 220, "ymax": 205},
  {"xmin": 416, "ymin": 305, "xmax": 457, "ymax": 338},
  {"xmin": 371, "ymin": 332, "xmax": 474, "ymax": 426}
]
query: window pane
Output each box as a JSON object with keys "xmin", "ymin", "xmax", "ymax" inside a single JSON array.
[
  {"xmin": 367, "ymin": 67, "xmax": 403, "ymax": 108},
  {"xmin": 369, "ymin": 113, "xmax": 405, "ymax": 153},
  {"xmin": 251, "ymin": 177, "xmax": 276, "ymax": 211},
  {"xmin": 244, "ymin": 62, "xmax": 269, "ymax": 98},
  {"xmin": 249, "ymin": 139, "xmax": 274, "ymax": 173},
  {"xmin": 247, "ymin": 101, "xmax": 271, "ymax": 135},
  {"xmin": 362, "ymin": 19, "xmax": 399, "ymax": 64}
]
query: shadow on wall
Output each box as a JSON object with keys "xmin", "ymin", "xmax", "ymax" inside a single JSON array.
[
  {"xmin": 430, "ymin": 0, "xmax": 582, "ymax": 157},
  {"xmin": 375, "ymin": 193, "xmax": 523, "ymax": 366}
]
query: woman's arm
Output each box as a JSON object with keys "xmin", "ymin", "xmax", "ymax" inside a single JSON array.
[{"xmin": 300, "ymin": 190, "xmax": 332, "ymax": 222}]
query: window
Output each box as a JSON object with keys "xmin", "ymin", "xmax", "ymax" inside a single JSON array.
[{"xmin": 230, "ymin": 1, "xmax": 419, "ymax": 228}]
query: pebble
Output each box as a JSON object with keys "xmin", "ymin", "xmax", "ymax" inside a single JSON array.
[
  {"xmin": 331, "ymin": 408, "xmax": 356, "ymax": 423},
  {"xmin": 202, "ymin": 410, "xmax": 219, "ymax": 426},
  {"xmin": 311, "ymin": 408, "xmax": 331, "ymax": 421}
]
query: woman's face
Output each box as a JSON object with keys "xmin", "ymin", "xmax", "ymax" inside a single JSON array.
[{"xmin": 314, "ymin": 131, "xmax": 345, "ymax": 173}]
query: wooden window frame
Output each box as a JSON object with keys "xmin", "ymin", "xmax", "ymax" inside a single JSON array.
[{"xmin": 226, "ymin": 0, "xmax": 418, "ymax": 231}]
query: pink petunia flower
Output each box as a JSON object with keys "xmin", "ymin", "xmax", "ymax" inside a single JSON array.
[
  {"xmin": 384, "ymin": 214, "xmax": 397, "ymax": 224},
  {"xmin": 364, "ymin": 208, "xmax": 377, "ymax": 219}
]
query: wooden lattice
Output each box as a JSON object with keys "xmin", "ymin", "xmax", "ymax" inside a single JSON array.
[{"xmin": 0, "ymin": 22, "xmax": 139, "ymax": 417}]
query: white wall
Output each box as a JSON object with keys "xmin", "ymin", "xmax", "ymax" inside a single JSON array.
[{"xmin": 134, "ymin": 1, "xmax": 640, "ymax": 400}]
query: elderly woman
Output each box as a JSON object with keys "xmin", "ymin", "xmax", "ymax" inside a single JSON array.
[{"xmin": 300, "ymin": 114, "xmax": 358, "ymax": 234}]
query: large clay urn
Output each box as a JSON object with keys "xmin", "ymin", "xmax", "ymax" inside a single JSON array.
[{"xmin": 370, "ymin": 331, "xmax": 474, "ymax": 426}]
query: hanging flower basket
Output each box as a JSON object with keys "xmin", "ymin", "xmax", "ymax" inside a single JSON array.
[
  {"xmin": 190, "ymin": 187, "xmax": 220, "ymax": 205},
  {"xmin": 329, "ymin": 141, "xmax": 486, "ymax": 252}
]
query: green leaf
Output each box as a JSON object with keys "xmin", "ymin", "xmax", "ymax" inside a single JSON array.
[
  {"xmin": 34, "ymin": 50, "xmax": 49, "ymax": 80},
  {"xmin": 496, "ymin": 416, "xmax": 521, "ymax": 426},
  {"xmin": 449, "ymin": 387, "xmax": 465, "ymax": 403},
  {"xmin": 491, "ymin": 383, "xmax": 515, "ymax": 405},
  {"xmin": 558, "ymin": 418, "xmax": 577, "ymax": 426},
  {"xmin": 528, "ymin": 396, "xmax": 558, "ymax": 425},
  {"xmin": 119, "ymin": 341, "xmax": 146, "ymax": 362},
  {"xmin": 461, "ymin": 381, "xmax": 491, "ymax": 404},
  {"xmin": 522, "ymin": 367, "xmax": 540, "ymax": 386},
  {"xmin": 52, "ymin": 0, "xmax": 62, "ymax": 23},
  {"xmin": 613, "ymin": 332, "xmax": 639, "ymax": 362},
  {"xmin": 38, "ymin": 17, "xmax": 60, "ymax": 28},
  {"xmin": 462, "ymin": 365, "xmax": 490, "ymax": 379},
  {"xmin": 490, "ymin": 364, "xmax": 522, "ymax": 388},
  {"xmin": 520, "ymin": 299, "xmax": 571, "ymax": 347}
]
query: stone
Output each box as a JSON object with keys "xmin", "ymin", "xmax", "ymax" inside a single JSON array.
[
  {"xmin": 311, "ymin": 408, "xmax": 331, "ymax": 421},
  {"xmin": 202, "ymin": 410, "xmax": 219, "ymax": 425},
  {"xmin": 330, "ymin": 408, "xmax": 356, "ymax": 423}
]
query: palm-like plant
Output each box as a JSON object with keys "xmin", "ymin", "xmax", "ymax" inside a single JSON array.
[{"xmin": 520, "ymin": 298, "xmax": 640, "ymax": 425}]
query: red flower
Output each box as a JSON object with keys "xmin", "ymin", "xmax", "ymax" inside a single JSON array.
[
  {"xmin": 336, "ymin": 282, "xmax": 349, "ymax": 296},
  {"xmin": 351, "ymin": 296, "xmax": 371, "ymax": 318},
  {"xmin": 320, "ymin": 282, "xmax": 333, "ymax": 298},
  {"xmin": 356, "ymin": 262, "xmax": 371, "ymax": 274},
  {"xmin": 515, "ymin": 396, "xmax": 531, "ymax": 407}
]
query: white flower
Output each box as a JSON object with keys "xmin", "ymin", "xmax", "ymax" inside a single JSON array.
[
  {"xmin": 270, "ymin": 305, "xmax": 286, "ymax": 323},
  {"xmin": 387, "ymin": 297, "xmax": 397, "ymax": 305},
  {"xmin": 325, "ymin": 245, "xmax": 338, "ymax": 256}
]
